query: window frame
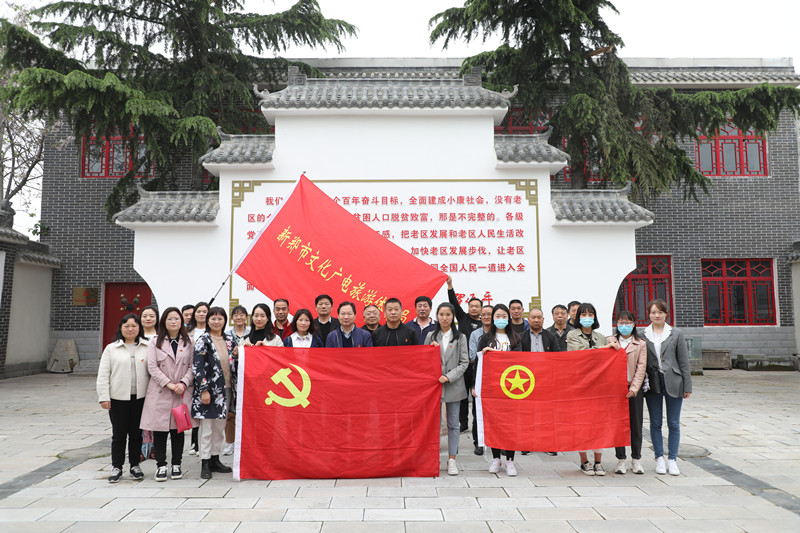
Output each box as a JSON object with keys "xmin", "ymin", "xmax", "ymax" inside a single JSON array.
[
  {"xmin": 613, "ymin": 255, "xmax": 675, "ymax": 327},
  {"xmin": 81, "ymin": 128, "xmax": 152, "ymax": 179},
  {"xmin": 701, "ymin": 258, "xmax": 777, "ymax": 326},
  {"xmin": 695, "ymin": 123, "xmax": 768, "ymax": 177}
]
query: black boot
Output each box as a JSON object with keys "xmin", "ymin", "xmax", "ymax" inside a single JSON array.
[
  {"xmin": 200, "ymin": 459, "xmax": 212, "ymax": 479},
  {"xmin": 209, "ymin": 455, "xmax": 232, "ymax": 473}
]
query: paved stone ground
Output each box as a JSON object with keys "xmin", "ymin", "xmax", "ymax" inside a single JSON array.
[{"xmin": 0, "ymin": 370, "xmax": 798, "ymax": 532}]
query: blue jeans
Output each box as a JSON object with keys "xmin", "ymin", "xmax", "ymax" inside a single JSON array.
[{"xmin": 645, "ymin": 374, "xmax": 683, "ymax": 460}]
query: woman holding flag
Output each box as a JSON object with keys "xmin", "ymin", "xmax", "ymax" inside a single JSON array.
[
  {"xmin": 566, "ymin": 302, "xmax": 619, "ymax": 476},
  {"xmin": 425, "ymin": 303, "xmax": 469, "ymax": 476},
  {"xmin": 475, "ymin": 303, "xmax": 525, "ymax": 476}
]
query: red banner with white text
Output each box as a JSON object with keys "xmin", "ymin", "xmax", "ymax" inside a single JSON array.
[
  {"xmin": 476, "ymin": 347, "xmax": 630, "ymax": 451},
  {"xmin": 234, "ymin": 175, "xmax": 447, "ymax": 322},
  {"xmin": 234, "ymin": 345, "xmax": 441, "ymax": 480}
]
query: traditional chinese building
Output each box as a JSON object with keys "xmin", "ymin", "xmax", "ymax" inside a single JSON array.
[{"xmin": 27, "ymin": 57, "xmax": 800, "ymax": 374}]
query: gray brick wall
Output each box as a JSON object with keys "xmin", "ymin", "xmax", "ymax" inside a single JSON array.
[
  {"xmin": 40, "ymin": 121, "xmax": 195, "ymax": 360},
  {"xmin": 0, "ymin": 242, "xmax": 18, "ymax": 373}
]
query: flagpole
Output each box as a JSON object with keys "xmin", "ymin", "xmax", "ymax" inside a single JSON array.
[{"xmin": 212, "ymin": 173, "xmax": 308, "ymax": 307}]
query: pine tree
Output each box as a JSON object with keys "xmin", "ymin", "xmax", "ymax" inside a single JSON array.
[
  {"xmin": 0, "ymin": 0, "xmax": 357, "ymax": 216},
  {"xmin": 430, "ymin": 0, "xmax": 800, "ymax": 200}
]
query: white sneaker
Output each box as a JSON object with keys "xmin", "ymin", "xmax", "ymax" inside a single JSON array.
[
  {"xmin": 614, "ymin": 460, "xmax": 627, "ymax": 474},
  {"xmin": 506, "ymin": 461, "xmax": 517, "ymax": 477},
  {"xmin": 447, "ymin": 458, "xmax": 458, "ymax": 476},
  {"xmin": 668, "ymin": 459, "xmax": 680, "ymax": 476},
  {"xmin": 222, "ymin": 443, "xmax": 234, "ymax": 456},
  {"xmin": 489, "ymin": 458, "xmax": 501, "ymax": 474},
  {"xmin": 655, "ymin": 456, "xmax": 666, "ymax": 475},
  {"xmin": 631, "ymin": 459, "xmax": 644, "ymax": 474}
]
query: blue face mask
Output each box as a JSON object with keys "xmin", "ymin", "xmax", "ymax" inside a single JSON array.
[
  {"xmin": 617, "ymin": 324, "xmax": 634, "ymax": 336},
  {"xmin": 579, "ymin": 316, "xmax": 595, "ymax": 328},
  {"xmin": 494, "ymin": 319, "xmax": 509, "ymax": 330}
]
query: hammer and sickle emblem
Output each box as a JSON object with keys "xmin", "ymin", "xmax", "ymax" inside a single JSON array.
[
  {"xmin": 265, "ymin": 364, "xmax": 311, "ymax": 408},
  {"xmin": 499, "ymin": 365, "xmax": 535, "ymax": 400}
]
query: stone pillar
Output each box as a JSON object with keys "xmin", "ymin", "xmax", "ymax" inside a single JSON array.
[{"xmin": 790, "ymin": 241, "xmax": 800, "ymax": 356}]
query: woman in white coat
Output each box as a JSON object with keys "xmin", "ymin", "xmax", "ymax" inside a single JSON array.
[
  {"xmin": 425, "ymin": 303, "xmax": 469, "ymax": 476},
  {"xmin": 96, "ymin": 313, "xmax": 151, "ymax": 483}
]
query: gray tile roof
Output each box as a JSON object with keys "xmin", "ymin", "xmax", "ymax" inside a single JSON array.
[
  {"xmin": 258, "ymin": 66, "xmax": 512, "ymax": 110},
  {"xmin": 199, "ymin": 128, "xmax": 275, "ymax": 165},
  {"xmin": 0, "ymin": 226, "xmax": 28, "ymax": 244},
  {"xmin": 18, "ymin": 250, "xmax": 61, "ymax": 268},
  {"xmin": 629, "ymin": 68, "xmax": 800, "ymax": 88},
  {"xmin": 551, "ymin": 185, "xmax": 654, "ymax": 224},
  {"xmin": 495, "ymin": 130, "xmax": 569, "ymax": 163},
  {"xmin": 113, "ymin": 188, "xmax": 219, "ymax": 224}
]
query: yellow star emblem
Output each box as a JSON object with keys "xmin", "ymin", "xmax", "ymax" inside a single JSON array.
[
  {"xmin": 499, "ymin": 365, "xmax": 535, "ymax": 399},
  {"xmin": 505, "ymin": 370, "xmax": 529, "ymax": 392}
]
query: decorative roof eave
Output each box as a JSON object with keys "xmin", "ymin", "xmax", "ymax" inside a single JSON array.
[
  {"xmin": 17, "ymin": 250, "xmax": 61, "ymax": 268},
  {"xmin": 200, "ymin": 128, "xmax": 275, "ymax": 176},
  {"xmin": 257, "ymin": 66, "xmax": 513, "ymax": 125},
  {"xmin": 495, "ymin": 130, "xmax": 570, "ymax": 169},
  {"xmin": 0, "ymin": 226, "xmax": 28, "ymax": 244},
  {"xmin": 788, "ymin": 250, "xmax": 800, "ymax": 264},
  {"xmin": 113, "ymin": 188, "xmax": 220, "ymax": 228},
  {"xmin": 551, "ymin": 185, "xmax": 654, "ymax": 228}
]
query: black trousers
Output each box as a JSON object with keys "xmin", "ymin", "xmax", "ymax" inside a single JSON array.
[
  {"xmin": 615, "ymin": 388, "xmax": 644, "ymax": 460},
  {"xmin": 109, "ymin": 396, "xmax": 145, "ymax": 469},
  {"xmin": 153, "ymin": 429, "xmax": 185, "ymax": 467},
  {"xmin": 492, "ymin": 448, "xmax": 515, "ymax": 460}
]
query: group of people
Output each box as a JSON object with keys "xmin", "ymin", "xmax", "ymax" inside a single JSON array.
[{"xmin": 95, "ymin": 277, "xmax": 691, "ymax": 482}]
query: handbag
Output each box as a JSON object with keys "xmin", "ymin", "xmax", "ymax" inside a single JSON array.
[
  {"xmin": 171, "ymin": 393, "xmax": 193, "ymax": 433},
  {"xmin": 644, "ymin": 346, "xmax": 663, "ymax": 397}
]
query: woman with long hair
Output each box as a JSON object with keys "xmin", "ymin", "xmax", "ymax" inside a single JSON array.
[
  {"xmin": 475, "ymin": 303, "xmax": 522, "ymax": 476},
  {"xmin": 96, "ymin": 313, "xmax": 150, "ymax": 482},
  {"xmin": 609, "ymin": 310, "xmax": 647, "ymax": 475},
  {"xmin": 222, "ymin": 305, "xmax": 249, "ymax": 456},
  {"xmin": 140, "ymin": 305, "xmax": 158, "ymax": 341},
  {"xmin": 425, "ymin": 303, "xmax": 469, "ymax": 476},
  {"xmin": 244, "ymin": 303, "xmax": 283, "ymax": 347},
  {"xmin": 191, "ymin": 301, "xmax": 210, "ymax": 341},
  {"xmin": 284, "ymin": 308, "xmax": 323, "ymax": 347},
  {"xmin": 139, "ymin": 307, "xmax": 195, "ymax": 481},
  {"xmin": 192, "ymin": 307, "xmax": 235, "ymax": 479},
  {"xmin": 566, "ymin": 302, "xmax": 618, "ymax": 476},
  {"xmin": 643, "ymin": 299, "xmax": 691, "ymax": 476}
]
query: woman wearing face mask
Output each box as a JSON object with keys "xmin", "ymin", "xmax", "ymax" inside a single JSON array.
[
  {"xmin": 425, "ymin": 303, "xmax": 469, "ymax": 476},
  {"xmin": 566, "ymin": 302, "xmax": 619, "ymax": 476},
  {"xmin": 608, "ymin": 310, "xmax": 647, "ymax": 475},
  {"xmin": 475, "ymin": 303, "xmax": 526, "ymax": 476},
  {"xmin": 643, "ymin": 299, "xmax": 691, "ymax": 476},
  {"xmin": 284, "ymin": 308, "xmax": 323, "ymax": 347},
  {"xmin": 244, "ymin": 303, "xmax": 283, "ymax": 347}
]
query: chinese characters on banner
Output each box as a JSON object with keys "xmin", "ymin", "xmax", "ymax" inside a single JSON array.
[{"xmin": 231, "ymin": 178, "xmax": 539, "ymax": 314}]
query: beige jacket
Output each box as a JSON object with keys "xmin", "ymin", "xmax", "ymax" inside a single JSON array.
[
  {"xmin": 607, "ymin": 335, "xmax": 647, "ymax": 394},
  {"xmin": 96, "ymin": 338, "xmax": 151, "ymax": 402}
]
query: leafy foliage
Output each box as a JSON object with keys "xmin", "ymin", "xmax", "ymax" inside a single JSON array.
[
  {"xmin": 430, "ymin": 0, "xmax": 800, "ymax": 200},
  {"xmin": 0, "ymin": 0, "xmax": 357, "ymax": 216}
]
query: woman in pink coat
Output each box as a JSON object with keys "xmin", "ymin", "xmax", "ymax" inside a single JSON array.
[{"xmin": 140, "ymin": 307, "xmax": 195, "ymax": 482}]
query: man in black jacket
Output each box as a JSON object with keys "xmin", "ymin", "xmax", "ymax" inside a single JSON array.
[
  {"xmin": 313, "ymin": 294, "xmax": 340, "ymax": 347},
  {"xmin": 372, "ymin": 298, "xmax": 419, "ymax": 346}
]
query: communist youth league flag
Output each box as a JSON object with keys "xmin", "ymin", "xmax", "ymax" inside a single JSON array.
[
  {"xmin": 235, "ymin": 175, "xmax": 447, "ymax": 319},
  {"xmin": 475, "ymin": 347, "xmax": 630, "ymax": 451},
  {"xmin": 234, "ymin": 345, "xmax": 441, "ymax": 480}
]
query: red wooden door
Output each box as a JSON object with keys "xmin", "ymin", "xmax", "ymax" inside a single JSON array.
[{"xmin": 102, "ymin": 282, "xmax": 153, "ymax": 349}]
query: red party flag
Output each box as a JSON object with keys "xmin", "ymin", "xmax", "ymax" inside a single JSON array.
[
  {"xmin": 234, "ymin": 345, "xmax": 441, "ymax": 480},
  {"xmin": 475, "ymin": 347, "xmax": 630, "ymax": 451},
  {"xmin": 234, "ymin": 175, "xmax": 447, "ymax": 323}
]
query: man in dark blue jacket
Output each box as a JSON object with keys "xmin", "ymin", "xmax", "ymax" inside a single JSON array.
[{"xmin": 326, "ymin": 301, "xmax": 373, "ymax": 348}]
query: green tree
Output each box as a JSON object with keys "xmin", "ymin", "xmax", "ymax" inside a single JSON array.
[
  {"xmin": 430, "ymin": 0, "xmax": 800, "ymax": 200},
  {"xmin": 0, "ymin": 0, "xmax": 356, "ymax": 216}
]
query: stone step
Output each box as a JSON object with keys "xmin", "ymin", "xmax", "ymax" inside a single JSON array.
[{"xmin": 735, "ymin": 353, "xmax": 796, "ymax": 371}]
